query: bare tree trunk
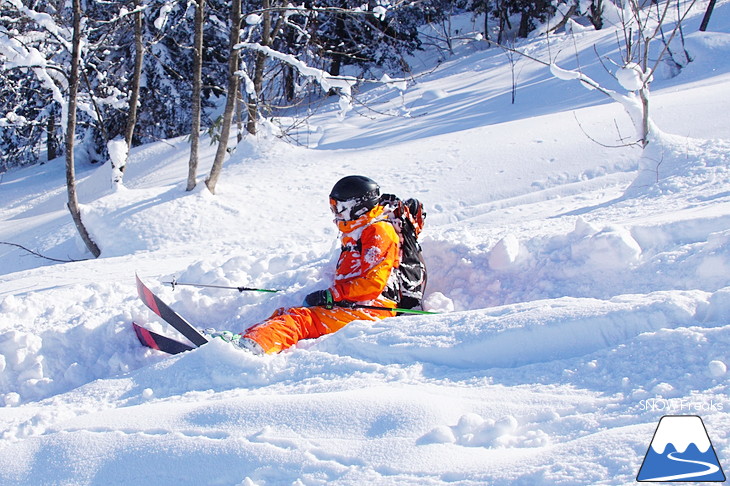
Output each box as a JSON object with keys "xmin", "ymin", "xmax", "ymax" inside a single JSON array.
[
  {"xmin": 589, "ymin": 0, "xmax": 604, "ymax": 30},
  {"xmin": 187, "ymin": 0, "xmax": 205, "ymax": 191},
  {"xmin": 518, "ymin": 11, "xmax": 531, "ymax": 38},
  {"xmin": 244, "ymin": 0, "xmax": 287, "ymax": 135},
  {"xmin": 47, "ymin": 107, "xmax": 57, "ymax": 162},
  {"xmin": 330, "ymin": 9, "xmax": 348, "ymax": 73},
  {"xmin": 67, "ymin": 0, "xmax": 101, "ymax": 258},
  {"xmin": 246, "ymin": 0, "xmax": 276, "ymax": 136},
  {"xmin": 548, "ymin": 3, "xmax": 577, "ymax": 34},
  {"xmin": 110, "ymin": 0, "xmax": 143, "ymax": 186},
  {"xmin": 124, "ymin": 0, "xmax": 144, "ymax": 152},
  {"xmin": 236, "ymin": 94, "xmax": 244, "ymax": 143},
  {"xmin": 639, "ymin": 87, "xmax": 651, "ymax": 147},
  {"xmin": 205, "ymin": 0, "xmax": 241, "ymax": 194},
  {"xmin": 246, "ymin": 51, "xmax": 266, "ymax": 135},
  {"xmin": 699, "ymin": 0, "xmax": 716, "ymax": 32},
  {"xmin": 283, "ymin": 64, "xmax": 295, "ymax": 101},
  {"xmin": 496, "ymin": 1, "xmax": 511, "ymax": 44}
]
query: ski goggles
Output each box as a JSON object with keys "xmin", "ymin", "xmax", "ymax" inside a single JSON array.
[
  {"xmin": 329, "ymin": 192, "xmax": 379, "ymax": 222},
  {"xmin": 330, "ymin": 197, "xmax": 353, "ymax": 221}
]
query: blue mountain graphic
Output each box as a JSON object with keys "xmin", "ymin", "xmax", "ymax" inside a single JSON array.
[{"xmin": 638, "ymin": 442, "xmax": 726, "ymax": 482}]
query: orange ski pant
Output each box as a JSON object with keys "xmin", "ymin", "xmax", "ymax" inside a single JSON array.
[{"xmin": 242, "ymin": 305, "xmax": 394, "ymax": 354}]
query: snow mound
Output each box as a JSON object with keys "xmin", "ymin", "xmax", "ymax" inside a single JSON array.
[
  {"xmin": 419, "ymin": 413, "xmax": 549, "ymax": 448},
  {"xmin": 318, "ymin": 290, "xmax": 710, "ymax": 368},
  {"xmin": 627, "ymin": 135, "xmax": 730, "ymax": 195}
]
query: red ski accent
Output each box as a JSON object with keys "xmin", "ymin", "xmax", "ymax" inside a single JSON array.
[
  {"xmin": 136, "ymin": 276, "xmax": 161, "ymax": 316},
  {"xmin": 132, "ymin": 322, "xmax": 196, "ymax": 354},
  {"xmin": 133, "ymin": 323, "xmax": 161, "ymax": 350}
]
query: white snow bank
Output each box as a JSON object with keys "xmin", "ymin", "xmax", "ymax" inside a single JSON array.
[
  {"xmin": 318, "ymin": 289, "xmax": 713, "ymax": 368},
  {"xmin": 679, "ymin": 31, "xmax": 730, "ymax": 79},
  {"xmin": 627, "ymin": 135, "xmax": 730, "ymax": 195}
]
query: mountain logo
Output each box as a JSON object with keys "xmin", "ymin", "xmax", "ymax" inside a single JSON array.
[{"xmin": 637, "ymin": 415, "xmax": 726, "ymax": 482}]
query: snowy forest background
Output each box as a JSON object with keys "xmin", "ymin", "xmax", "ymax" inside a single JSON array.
[{"xmin": 2, "ymin": 0, "xmax": 715, "ymax": 174}]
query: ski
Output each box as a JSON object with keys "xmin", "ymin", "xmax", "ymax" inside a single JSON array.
[
  {"xmin": 132, "ymin": 322, "xmax": 194, "ymax": 355},
  {"xmin": 135, "ymin": 273, "xmax": 209, "ymax": 347}
]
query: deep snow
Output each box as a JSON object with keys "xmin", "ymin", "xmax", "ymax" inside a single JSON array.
[{"xmin": 1, "ymin": 3, "xmax": 730, "ymax": 485}]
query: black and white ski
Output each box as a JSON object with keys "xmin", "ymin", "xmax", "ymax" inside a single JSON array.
[
  {"xmin": 132, "ymin": 322, "xmax": 194, "ymax": 355},
  {"xmin": 135, "ymin": 273, "xmax": 209, "ymax": 347}
]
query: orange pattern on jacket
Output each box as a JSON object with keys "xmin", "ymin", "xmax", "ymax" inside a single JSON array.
[{"xmin": 242, "ymin": 206, "xmax": 400, "ymax": 354}]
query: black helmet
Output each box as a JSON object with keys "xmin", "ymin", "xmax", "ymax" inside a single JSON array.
[{"xmin": 329, "ymin": 175, "xmax": 380, "ymax": 221}]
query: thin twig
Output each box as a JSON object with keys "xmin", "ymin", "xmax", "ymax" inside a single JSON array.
[
  {"xmin": 0, "ymin": 241, "xmax": 89, "ymax": 263},
  {"xmin": 572, "ymin": 112, "xmax": 642, "ymax": 149}
]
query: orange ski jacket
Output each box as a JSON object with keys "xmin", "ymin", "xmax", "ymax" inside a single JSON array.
[{"xmin": 330, "ymin": 205, "xmax": 400, "ymax": 303}]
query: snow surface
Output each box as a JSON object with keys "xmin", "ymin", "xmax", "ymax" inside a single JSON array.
[{"xmin": 1, "ymin": 5, "xmax": 730, "ymax": 485}]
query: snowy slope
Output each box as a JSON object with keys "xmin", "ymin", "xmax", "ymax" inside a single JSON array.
[{"xmin": 1, "ymin": 4, "xmax": 730, "ymax": 485}]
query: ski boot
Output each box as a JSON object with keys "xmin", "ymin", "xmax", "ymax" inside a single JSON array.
[{"xmin": 202, "ymin": 328, "xmax": 264, "ymax": 355}]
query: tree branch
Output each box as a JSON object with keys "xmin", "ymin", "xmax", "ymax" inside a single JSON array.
[{"xmin": 0, "ymin": 241, "xmax": 90, "ymax": 263}]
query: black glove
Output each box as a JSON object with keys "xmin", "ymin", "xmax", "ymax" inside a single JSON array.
[{"xmin": 305, "ymin": 289, "xmax": 334, "ymax": 309}]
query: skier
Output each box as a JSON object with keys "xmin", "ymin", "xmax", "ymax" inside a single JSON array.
[{"xmin": 235, "ymin": 175, "xmax": 401, "ymax": 354}]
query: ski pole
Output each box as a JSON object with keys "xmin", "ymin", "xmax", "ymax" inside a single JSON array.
[
  {"xmin": 164, "ymin": 279, "xmax": 280, "ymax": 293},
  {"xmin": 334, "ymin": 301, "xmax": 439, "ymax": 315},
  {"xmin": 164, "ymin": 280, "xmax": 437, "ymax": 314}
]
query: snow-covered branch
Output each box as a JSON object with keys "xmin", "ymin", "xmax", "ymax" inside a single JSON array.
[
  {"xmin": 549, "ymin": 61, "xmax": 648, "ymax": 144},
  {"xmin": 237, "ymin": 41, "xmax": 410, "ymax": 120},
  {"xmin": 2, "ymin": 0, "xmax": 74, "ymax": 53},
  {"xmin": 237, "ymin": 42, "xmax": 357, "ymax": 94},
  {"xmin": 645, "ymin": 0, "xmax": 698, "ymax": 80},
  {"xmin": 0, "ymin": 30, "xmax": 68, "ymax": 127},
  {"xmin": 243, "ymin": 0, "xmax": 414, "ymax": 20},
  {"xmin": 549, "ymin": 62, "xmax": 612, "ymax": 96},
  {"xmin": 237, "ymin": 42, "xmax": 356, "ymax": 119}
]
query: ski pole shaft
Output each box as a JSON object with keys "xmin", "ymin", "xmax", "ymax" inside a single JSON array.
[
  {"xmin": 164, "ymin": 280, "xmax": 280, "ymax": 293},
  {"xmin": 334, "ymin": 302, "xmax": 438, "ymax": 315}
]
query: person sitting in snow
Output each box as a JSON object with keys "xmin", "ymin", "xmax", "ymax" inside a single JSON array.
[{"xmin": 233, "ymin": 175, "xmax": 401, "ymax": 355}]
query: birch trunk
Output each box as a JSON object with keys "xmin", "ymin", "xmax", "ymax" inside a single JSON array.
[
  {"xmin": 206, "ymin": 0, "xmax": 241, "ymax": 194},
  {"xmin": 187, "ymin": 0, "xmax": 205, "ymax": 191},
  {"xmin": 67, "ymin": 0, "xmax": 101, "ymax": 258}
]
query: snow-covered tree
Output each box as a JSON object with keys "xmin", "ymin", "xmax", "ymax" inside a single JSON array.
[
  {"xmin": 0, "ymin": 0, "xmax": 70, "ymax": 169},
  {"xmin": 546, "ymin": 0, "xmax": 702, "ymax": 191},
  {"xmin": 3, "ymin": 0, "xmax": 596, "ymax": 177},
  {"xmin": 550, "ymin": 0, "xmax": 698, "ymax": 148},
  {"xmin": 235, "ymin": 0, "xmax": 424, "ymax": 136}
]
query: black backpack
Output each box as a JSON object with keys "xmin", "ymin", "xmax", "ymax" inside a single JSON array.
[{"xmin": 380, "ymin": 194, "xmax": 428, "ymax": 310}]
